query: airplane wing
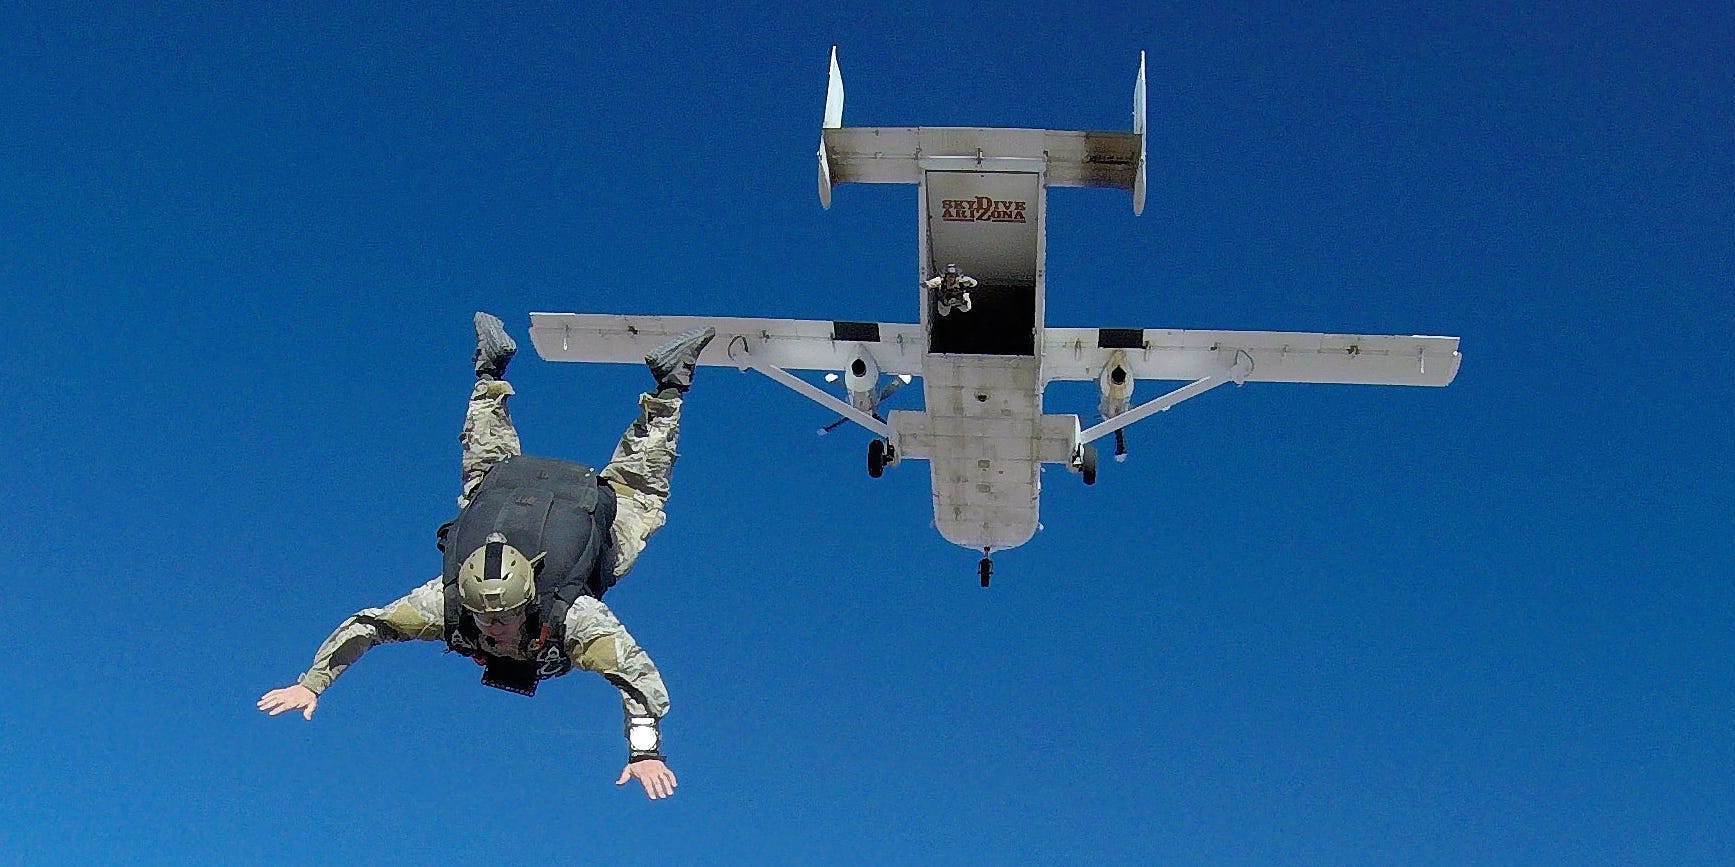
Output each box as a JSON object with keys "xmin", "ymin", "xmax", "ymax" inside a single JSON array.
[
  {"xmin": 529, "ymin": 313, "xmax": 926, "ymax": 375},
  {"xmin": 1041, "ymin": 327, "xmax": 1461, "ymax": 386}
]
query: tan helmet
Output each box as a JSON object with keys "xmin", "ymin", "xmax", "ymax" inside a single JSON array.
[{"xmin": 456, "ymin": 532, "xmax": 539, "ymax": 614}]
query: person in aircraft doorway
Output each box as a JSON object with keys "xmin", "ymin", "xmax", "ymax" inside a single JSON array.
[
  {"xmin": 258, "ymin": 312, "xmax": 715, "ymax": 801},
  {"xmin": 924, "ymin": 262, "xmax": 978, "ymax": 316}
]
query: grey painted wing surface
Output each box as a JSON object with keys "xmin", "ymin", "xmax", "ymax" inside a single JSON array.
[
  {"xmin": 1040, "ymin": 328, "xmax": 1461, "ymax": 386},
  {"xmin": 529, "ymin": 313, "xmax": 927, "ymax": 376}
]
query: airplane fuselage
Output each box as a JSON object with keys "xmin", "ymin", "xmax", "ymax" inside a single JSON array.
[{"xmin": 888, "ymin": 161, "xmax": 1068, "ymax": 553}]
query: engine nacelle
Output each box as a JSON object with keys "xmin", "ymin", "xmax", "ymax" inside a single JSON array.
[
  {"xmin": 1097, "ymin": 350, "xmax": 1133, "ymax": 418},
  {"xmin": 845, "ymin": 353, "xmax": 881, "ymax": 411}
]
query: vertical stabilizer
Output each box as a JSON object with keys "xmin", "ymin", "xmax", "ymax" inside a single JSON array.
[
  {"xmin": 817, "ymin": 46, "xmax": 845, "ymax": 208},
  {"xmin": 1132, "ymin": 51, "xmax": 1147, "ymax": 216},
  {"xmin": 823, "ymin": 46, "xmax": 844, "ymax": 129}
]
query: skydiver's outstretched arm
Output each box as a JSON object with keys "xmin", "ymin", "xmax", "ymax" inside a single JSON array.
[
  {"xmin": 256, "ymin": 579, "xmax": 445, "ymax": 720},
  {"xmin": 564, "ymin": 594, "xmax": 677, "ymax": 799}
]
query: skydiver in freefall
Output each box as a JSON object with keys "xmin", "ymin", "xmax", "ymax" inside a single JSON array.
[{"xmin": 258, "ymin": 313, "xmax": 715, "ymax": 801}]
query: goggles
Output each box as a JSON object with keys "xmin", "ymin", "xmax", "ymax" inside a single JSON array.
[{"xmin": 470, "ymin": 606, "xmax": 526, "ymax": 628}]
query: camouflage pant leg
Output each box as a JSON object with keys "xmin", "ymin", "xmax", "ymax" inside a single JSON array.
[
  {"xmin": 599, "ymin": 392, "xmax": 682, "ymax": 580},
  {"xmin": 458, "ymin": 379, "xmax": 521, "ymax": 509}
]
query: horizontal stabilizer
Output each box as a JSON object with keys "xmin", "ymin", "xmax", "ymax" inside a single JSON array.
[{"xmin": 821, "ymin": 126, "xmax": 1142, "ymax": 189}]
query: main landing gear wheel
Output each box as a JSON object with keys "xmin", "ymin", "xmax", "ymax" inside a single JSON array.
[
  {"xmin": 979, "ymin": 555, "xmax": 992, "ymax": 587},
  {"xmin": 867, "ymin": 439, "xmax": 889, "ymax": 478},
  {"xmin": 1078, "ymin": 444, "xmax": 1098, "ymax": 486}
]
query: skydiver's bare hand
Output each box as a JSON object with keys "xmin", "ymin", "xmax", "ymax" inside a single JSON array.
[
  {"xmin": 257, "ymin": 684, "xmax": 319, "ymax": 720},
  {"xmin": 616, "ymin": 759, "xmax": 677, "ymax": 799}
]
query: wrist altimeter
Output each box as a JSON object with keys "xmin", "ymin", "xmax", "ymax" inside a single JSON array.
[{"xmin": 626, "ymin": 716, "xmax": 663, "ymax": 761}]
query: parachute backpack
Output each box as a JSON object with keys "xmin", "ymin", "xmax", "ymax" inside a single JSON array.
[{"xmin": 439, "ymin": 455, "xmax": 619, "ymax": 695}]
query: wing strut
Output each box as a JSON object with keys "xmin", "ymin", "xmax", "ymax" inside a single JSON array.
[
  {"xmin": 1077, "ymin": 351, "xmax": 1252, "ymax": 445},
  {"xmin": 726, "ymin": 335, "xmax": 894, "ymax": 440}
]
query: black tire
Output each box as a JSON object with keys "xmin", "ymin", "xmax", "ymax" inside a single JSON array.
[
  {"xmin": 978, "ymin": 557, "xmax": 992, "ymax": 587},
  {"xmin": 867, "ymin": 439, "xmax": 886, "ymax": 478},
  {"xmin": 1080, "ymin": 444, "xmax": 1098, "ymax": 486}
]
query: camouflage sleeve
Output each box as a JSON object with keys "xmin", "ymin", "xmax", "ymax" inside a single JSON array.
[
  {"xmin": 296, "ymin": 578, "xmax": 446, "ymax": 694},
  {"xmin": 564, "ymin": 595, "xmax": 670, "ymax": 721}
]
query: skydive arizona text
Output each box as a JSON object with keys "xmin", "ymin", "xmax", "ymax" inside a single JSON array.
[{"xmin": 941, "ymin": 197, "xmax": 1028, "ymax": 223}]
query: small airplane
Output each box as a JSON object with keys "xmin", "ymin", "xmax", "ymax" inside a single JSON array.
[{"xmin": 531, "ymin": 48, "xmax": 1461, "ymax": 585}]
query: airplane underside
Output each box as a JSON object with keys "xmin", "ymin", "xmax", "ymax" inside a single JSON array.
[
  {"xmin": 892, "ymin": 356, "xmax": 1060, "ymax": 552},
  {"xmin": 528, "ymin": 48, "xmax": 1459, "ymax": 583}
]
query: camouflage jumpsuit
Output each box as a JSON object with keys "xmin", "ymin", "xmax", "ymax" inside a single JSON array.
[{"xmin": 296, "ymin": 377, "xmax": 682, "ymax": 738}]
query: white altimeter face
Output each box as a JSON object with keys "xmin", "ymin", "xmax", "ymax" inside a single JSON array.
[{"xmin": 629, "ymin": 724, "xmax": 660, "ymax": 753}]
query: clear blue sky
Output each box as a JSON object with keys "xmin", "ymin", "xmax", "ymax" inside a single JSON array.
[{"xmin": 3, "ymin": 2, "xmax": 1731, "ymax": 864}]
